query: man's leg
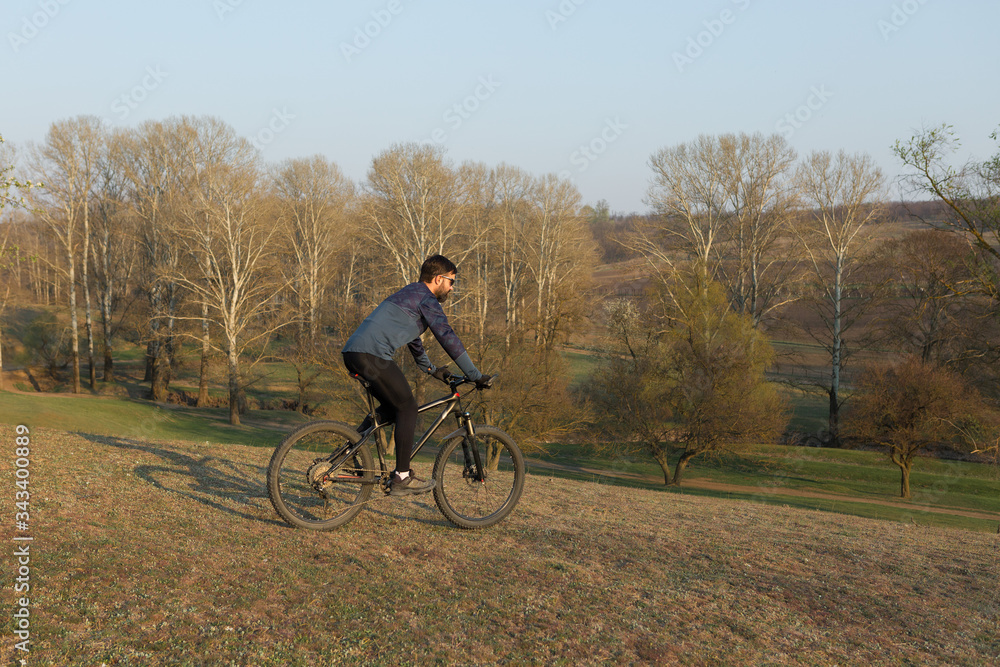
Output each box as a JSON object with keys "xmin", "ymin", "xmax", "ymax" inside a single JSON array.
[{"xmin": 342, "ymin": 352, "xmax": 418, "ymax": 471}]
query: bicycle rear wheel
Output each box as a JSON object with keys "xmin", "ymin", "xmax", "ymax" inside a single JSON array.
[
  {"xmin": 267, "ymin": 420, "xmax": 376, "ymax": 530},
  {"xmin": 432, "ymin": 426, "xmax": 525, "ymax": 529}
]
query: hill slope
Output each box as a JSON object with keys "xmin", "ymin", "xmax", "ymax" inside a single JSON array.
[{"xmin": 1, "ymin": 426, "xmax": 997, "ymax": 666}]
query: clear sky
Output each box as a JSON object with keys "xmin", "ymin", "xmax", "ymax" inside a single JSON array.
[{"xmin": 3, "ymin": 0, "xmax": 998, "ymax": 213}]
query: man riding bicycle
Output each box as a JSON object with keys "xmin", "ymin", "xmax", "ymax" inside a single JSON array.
[{"xmin": 342, "ymin": 255, "xmax": 489, "ymax": 496}]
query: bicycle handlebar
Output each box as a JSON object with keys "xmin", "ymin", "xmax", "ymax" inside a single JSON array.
[{"xmin": 445, "ymin": 373, "xmax": 497, "ymax": 391}]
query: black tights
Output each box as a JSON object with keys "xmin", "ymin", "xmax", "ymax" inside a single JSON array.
[{"xmin": 342, "ymin": 352, "xmax": 418, "ymax": 472}]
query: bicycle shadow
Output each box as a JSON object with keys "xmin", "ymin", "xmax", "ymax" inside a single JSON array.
[
  {"xmin": 77, "ymin": 432, "xmax": 288, "ymax": 528},
  {"xmin": 75, "ymin": 433, "xmax": 451, "ymax": 529}
]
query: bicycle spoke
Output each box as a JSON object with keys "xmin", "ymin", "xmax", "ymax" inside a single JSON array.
[
  {"xmin": 433, "ymin": 427, "xmax": 524, "ymax": 529},
  {"xmin": 267, "ymin": 421, "xmax": 376, "ymax": 530}
]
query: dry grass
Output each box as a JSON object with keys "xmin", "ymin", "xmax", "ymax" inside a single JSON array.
[{"xmin": 1, "ymin": 424, "xmax": 998, "ymax": 666}]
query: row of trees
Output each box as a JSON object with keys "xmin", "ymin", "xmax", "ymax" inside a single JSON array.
[
  {"xmin": 3, "ymin": 118, "xmax": 998, "ymax": 496},
  {"xmin": 586, "ymin": 128, "xmax": 1000, "ymax": 495},
  {"xmin": 1, "ymin": 115, "xmax": 595, "ymax": 429}
]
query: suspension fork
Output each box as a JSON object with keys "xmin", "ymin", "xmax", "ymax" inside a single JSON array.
[{"xmin": 458, "ymin": 411, "xmax": 487, "ymax": 482}]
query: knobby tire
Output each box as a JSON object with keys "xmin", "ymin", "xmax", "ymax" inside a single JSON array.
[
  {"xmin": 267, "ymin": 420, "xmax": 375, "ymax": 530},
  {"xmin": 432, "ymin": 425, "xmax": 525, "ymax": 529}
]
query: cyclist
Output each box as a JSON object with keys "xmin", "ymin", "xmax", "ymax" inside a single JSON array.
[{"xmin": 342, "ymin": 254, "xmax": 488, "ymax": 496}]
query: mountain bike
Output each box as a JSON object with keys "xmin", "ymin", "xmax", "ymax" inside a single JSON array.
[{"xmin": 266, "ymin": 373, "xmax": 525, "ymax": 530}]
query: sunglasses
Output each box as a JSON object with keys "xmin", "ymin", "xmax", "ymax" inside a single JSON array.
[{"xmin": 438, "ymin": 275, "xmax": 456, "ymax": 286}]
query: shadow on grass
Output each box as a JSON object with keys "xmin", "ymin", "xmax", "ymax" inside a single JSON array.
[
  {"xmin": 76, "ymin": 432, "xmax": 452, "ymax": 530},
  {"xmin": 78, "ymin": 432, "xmax": 287, "ymax": 527}
]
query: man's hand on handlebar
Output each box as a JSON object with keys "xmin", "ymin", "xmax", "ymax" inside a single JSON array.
[
  {"xmin": 431, "ymin": 366, "xmax": 453, "ymax": 383},
  {"xmin": 444, "ymin": 372, "xmax": 497, "ymax": 390}
]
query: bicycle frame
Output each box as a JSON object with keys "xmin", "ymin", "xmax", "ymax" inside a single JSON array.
[{"xmin": 344, "ymin": 374, "xmax": 487, "ymax": 483}]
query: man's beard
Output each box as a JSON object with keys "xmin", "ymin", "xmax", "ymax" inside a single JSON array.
[{"xmin": 436, "ymin": 291, "xmax": 449, "ymax": 303}]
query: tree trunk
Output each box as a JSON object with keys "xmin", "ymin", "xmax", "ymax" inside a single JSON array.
[
  {"xmin": 84, "ymin": 279, "xmax": 96, "ymax": 389},
  {"xmin": 671, "ymin": 450, "xmax": 697, "ymax": 487},
  {"xmin": 897, "ymin": 460, "xmax": 912, "ymax": 499},
  {"xmin": 296, "ymin": 365, "xmax": 307, "ymax": 414},
  {"xmin": 82, "ymin": 209, "xmax": 97, "ymax": 391},
  {"xmin": 652, "ymin": 451, "xmax": 672, "ymax": 485},
  {"xmin": 68, "ymin": 257, "xmax": 81, "ymax": 394},
  {"xmin": 197, "ymin": 305, "xmax": 210, "ymax": 407},
  {"xmin": 144, "ymin": 339, "xmax": 155, "ymax": 382},
  {"xmin": 151, "ymin": 344, "xmax": 169, "ymax": 402},
  {"xmin": 828, "ymin": 255, "xmax": 844, "ymax": 445},
  {"xmin": 97, "ymin": 229, "xmax": 114, "ymax": 383},
  {"xmin": 227, "ymin": 344, "xmax": 240, "ymax": 426},
  {"xmin": 100, "ymin": 282, "xmax": 113, "ymax": 383},
  {"xmin": 827, "ymin": 387, "xmax": 839, "ymax": 446},
  {"xmin": 164, "ymin": 286, "xmax": 178, "ymax": 390},
  {"xmin": 102, "ymin": 334, "xmax": 114, "ymax": 383}
]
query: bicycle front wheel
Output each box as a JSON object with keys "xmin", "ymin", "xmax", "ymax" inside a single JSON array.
[
  {"xmin": 432, "ymin": 426, "xmax": 525, "ymax": 529},
  {"xmin": 267, "ymin": 420, "xmax": 375, "ymax": 530}
]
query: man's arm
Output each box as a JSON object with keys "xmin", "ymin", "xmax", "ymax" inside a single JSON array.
[
  {"xmin": 407, "ymin": 337, "xmax": 433, "ymax": 373},
  {"xmin": 419, "ymin": 294, "xmax": 483, "ymax": 380}
]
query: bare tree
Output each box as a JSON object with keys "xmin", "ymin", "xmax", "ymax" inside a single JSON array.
[
  {"xmin": 26, "ymin": 116, "xmax": 104, "ymax": 393},
  {"xmin": 90, "ymin": 131, "xmax": 138, "ymax": 383},
  {"xmin": 524, "ymin": 174, "xmax": 595, "ymax": 350},
  {"xmin": 488, "ymin": 163, "xmax": 534, "ymax": 349},
  {"xmin": 272, "ymin": 155, "xmax": 355, "ymax": 344},
  {"xmin": 451, "ymin": 161, "xmax": 496, "ymax": 349},
  {"xmin": 644, "ymin": 135, "xmax": 729, "ymax": 280},
  {"xmin": 0, "ymin": 134, "xmax": 39, "ymax": 391},
  {"xmin": 116, "ymin": 118, "xmax": 190, "ymax": 400},
  {"xmin": 893, "ymin": 124, "xmax": 1000, "ymax": 299},
  {"xmin": 893, "ymin": 125, "xmax": 1000, "ymax": 399},
  {"xmin": 172, "ymin": 117, "xmax": 289, "ymax": 425},
  {"xmin": 361, "ymin": 143, "xmax": 468, "ymax": 286},
  {"xmin": 716, "ymin": 132, "xmax": 800, "ymax": 326},
  {"xmin": 794, "ymin": 150, "xmax": 887, "ymax": 443},
  {"xmin": 873, "ymin": 230, "xmax": 977, "ymax": 364},
  {"xmin": 271, "ymin": 155, "xmax": 356, "ymax": 412},
  {"xmin": 643, "ymin": 133, "xmax": 802, "ymax": 327}
]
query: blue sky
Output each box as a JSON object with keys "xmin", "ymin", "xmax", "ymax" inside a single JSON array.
[{"xmin": 3, "ymin": 0, "xmax": 998, "ymax": 213}]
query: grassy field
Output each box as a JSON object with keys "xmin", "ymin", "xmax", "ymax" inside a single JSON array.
[
  {"xmin": 2, "ymin": 389, "xmax": 998, "ymax": 533},
  {"xmin": 1, "ymin": 424, "xmax": 997, "ymax": 665},
  {"xmin": 532, "ymin": 443, "xmax": 1000, "ymax": 534},
  {"xmin": 0, "ymin": 389, "xmax": 311, "ymax": 449}
]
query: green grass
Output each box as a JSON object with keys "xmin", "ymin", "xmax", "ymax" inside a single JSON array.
[
  {"xmin": 0, "ymin": 390, "xmax": 308, "ymax": 448},
  {"xmin": 780, "ymin": 385, "xmax": 830, "ymax": 433},
  {"xmin": 4, "ymin": 389, "xmax": 997, "ymax": 532},
  {"xmin": 559, "ymin": 349, "xmax": 602, "ymax": 388},
  {"xmin": 532, "ymin": 441, "xmax": 1000, "ymax": 533}
]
